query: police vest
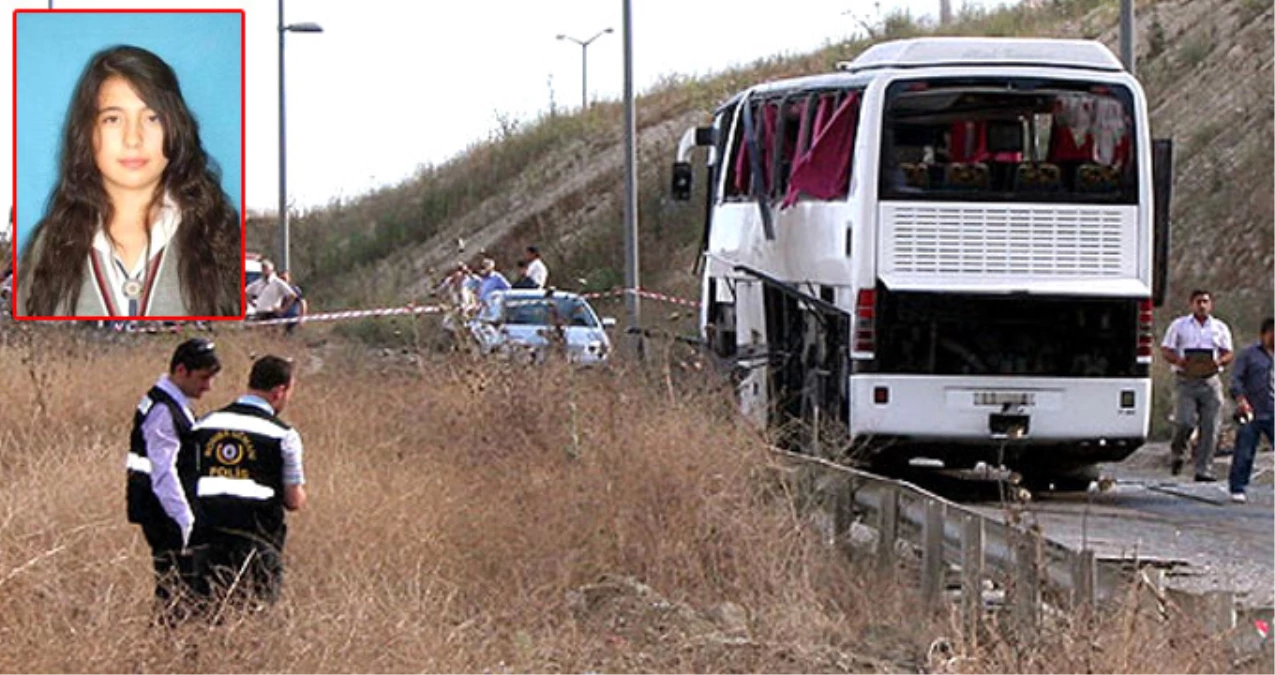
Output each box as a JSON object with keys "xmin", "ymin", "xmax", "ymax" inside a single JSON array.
[
  {"xmin": 190, "ymin": 402, "xmax": 289, "ymax": 543},
  {"xmin": 126, "ymin": 385, "xmax": 196, "ymax": 525}
]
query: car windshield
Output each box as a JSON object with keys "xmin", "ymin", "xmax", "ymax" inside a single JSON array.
[{"xmin": 501, "ymin": 295, "xmax": 599, "ymax": 328}]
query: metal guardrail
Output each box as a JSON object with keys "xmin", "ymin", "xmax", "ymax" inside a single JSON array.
[{"xmin": 777, "ymin": 449, "xmax": 1260, "ymax": 644}]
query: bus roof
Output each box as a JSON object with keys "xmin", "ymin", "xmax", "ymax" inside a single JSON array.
[
  {"xmin": 711, "ymin": 37, "xmax": 1129, "ymax": 113},
  {"xmin": 837, "ymin": 37, "xmax": 1125, "ymax": 73}
]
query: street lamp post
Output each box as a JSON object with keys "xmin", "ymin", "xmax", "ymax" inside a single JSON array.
[
  {"xmin": 621, "ymin": 0, "xmax": 640, "ymax": 353},
  {"xmin": 556, "ymin": 28, "xmax": 613, "ymax": 110},
  {"xmin": 278, "ymin": 0, "xmax": 322, "ymax": 274}
]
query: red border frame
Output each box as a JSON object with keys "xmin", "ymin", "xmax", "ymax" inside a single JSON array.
[{"xmin": 11, "ymin": 8, "xmax": 248, "ymax": 322}]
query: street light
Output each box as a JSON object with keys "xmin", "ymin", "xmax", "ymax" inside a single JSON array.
[
  {"xmin": 278, "ymin": 0, "xmax": 322, "ymax": 274},
  {"xmin": 556, "ymin": 27, "xmax": 613, "ymax": 110},
  {"xmin": 619, "ymin": 2, "xmax": 640, "ymax": 352}
]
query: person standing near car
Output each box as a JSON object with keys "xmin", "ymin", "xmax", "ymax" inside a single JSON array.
[
  {"xmin": 477, "ymin": 258, "xmax": 510, "ymax": 306},
  {"xmin": 1228, "ymin": 317, "xmax": 1274, "ymax": 503},
  {"xmin": 190, "ymin": 355, "xmax": 306, "ymax": 607},
  {"xmin": 278, "ymin": 270, "xmax": 307, "ymax": 334},
  {"xmin": 127, "ymin": 338, "xmax": 220, "ymax": 621},
  {"xmin": 1161, "ymin": 289, "xmax": 1235, "ymax": 481},
  {"xmin": 245, "ymin": 259, "xmax": 297, "ymax": 321},
  {"xmin": 525, "ymin": 245, "xmax": 549, "ymax": 288},
  {"xmin": 510, "ymin": 259, "xmax": 538, "ymax": 289}
]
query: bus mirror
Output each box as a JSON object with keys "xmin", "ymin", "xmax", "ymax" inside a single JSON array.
[
  {"xmin": 1151, "ymin": 138, "xmax": 1173, "ymax": 308},
  {"xmin": 673, "ymin": 125, "xmax": 717, "ymax": 202},
  {"xmin": 671, "ymin": 161, "xmax": 693, "ymax": 201}
]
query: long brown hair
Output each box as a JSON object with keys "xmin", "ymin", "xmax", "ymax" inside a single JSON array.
[{"xmin": 20, "ymin": 45, "xmax": 240, "ymax": 316}]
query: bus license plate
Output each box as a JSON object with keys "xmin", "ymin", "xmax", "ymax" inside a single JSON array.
[{"xmin": 972, "ymin": 391, "xmax": 1036, "ymax": 407}]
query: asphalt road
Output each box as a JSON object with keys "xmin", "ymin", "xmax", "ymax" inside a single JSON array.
[{"xmin": 970, "ymin": 442, "xmax": 1275, "ymax": 609}]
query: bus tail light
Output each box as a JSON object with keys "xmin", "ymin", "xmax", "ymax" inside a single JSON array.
[
  {"xmin": 854, "ymin": 288, "xmax": 876, "ymax": 356},
  {"xmin": 1136, "ymin": 299, "xmax": 1154, "ymax": 364}
]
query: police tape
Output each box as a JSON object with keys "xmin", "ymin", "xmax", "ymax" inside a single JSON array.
[
  {"xmin": 580, "ymin": 288, "xmax": 701, "ymax": 309},
  {"xmin": 238, "ymin": 288, "xmax": 700, "ymax": 328},
  {"xmin": 244, "ymin": 303, "xmax": 446, "ymax": 327},
  {"xmin": 636, "ymin": 288, "xmax": 700, "ymax": 309},
  {"xmin": 103, "ymin": 288, "xmax": 701, "ymax": 332}
]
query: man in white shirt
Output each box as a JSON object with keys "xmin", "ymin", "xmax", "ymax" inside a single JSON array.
[
  {"xmin": 245, "ymin": 259, "xmax": 297, "ymax": 320},
  {"xmin": 525, "ymin": 246, "xmax": 549, "ymax": 288},
  {"xmin": 1160, "ymin": 289, "xmax": 1234, "ymax": 480}
]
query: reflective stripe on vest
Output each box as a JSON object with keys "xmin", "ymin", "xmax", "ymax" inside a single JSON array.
[
  {"xmin": 197, "ymin": 475, "xmax": 276, "ymax": 500},
  {"xmin": 126, "ymin": 452, "xmax": 153, "ymax": 474},
  {"xmin": 193, "ymin": 411, "xmax": 289, "ymax": 439}
]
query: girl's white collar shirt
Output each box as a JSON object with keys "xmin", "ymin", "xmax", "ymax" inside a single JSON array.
[{"xmin": 89, "ymin": 193, "xmax": 182, "ymax": 316}]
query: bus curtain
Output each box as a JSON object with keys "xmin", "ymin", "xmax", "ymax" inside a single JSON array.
[
  {"xmin": 782, "ymin": 91, "xmax": 860, "ymax": 208},
  {"xmin": 733, "ymin": 101, "xmax": 781, "ymax": 196},
  {"xmin": 1049, "ymin": 94, "xmax": 1131, "ymax": 166}
]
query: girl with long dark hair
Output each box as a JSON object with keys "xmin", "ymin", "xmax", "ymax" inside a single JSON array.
[{"xmin": 18, "ymin": 44, "xmax": 241, "ymax": 317}]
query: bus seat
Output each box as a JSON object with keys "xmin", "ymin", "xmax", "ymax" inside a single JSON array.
[
  {"xmin": 899, "ymin": 162, "xmax": 930, "ymax": 189},
  {"xmin": 1075, "ymin": 163, "xmax": 1121, "ymax": 192},
  {"xmin": 1014, "ymin": 162, "xmax": 1062, "ymax": 192},
  {"xmin": 945, "ymin": 162, "xmax": 989, "ymax": 190}
]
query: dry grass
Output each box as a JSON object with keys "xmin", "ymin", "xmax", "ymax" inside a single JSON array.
[{"xmin": 0, "ymin": 327, "xmax": 1259, "ymax": 672}]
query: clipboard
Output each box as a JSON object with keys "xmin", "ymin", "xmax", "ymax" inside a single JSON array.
[{"xmin": 1181, "ymin": 348, "xmax": 1218, "ymax": 378}]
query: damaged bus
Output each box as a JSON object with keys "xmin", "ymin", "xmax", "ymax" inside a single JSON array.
[{"xmin": 671, "ymin": 37, "xmax": 1172, "ymax": 487}]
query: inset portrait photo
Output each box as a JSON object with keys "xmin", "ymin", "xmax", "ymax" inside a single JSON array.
[{"xmin": 14, "ymin": 10, "xmax": 245, "ymax": 319}]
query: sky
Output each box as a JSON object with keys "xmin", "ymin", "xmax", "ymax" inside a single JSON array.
[{"xmin": 3, "ymin": 0, "xmax": 1023, "ymax": 223}]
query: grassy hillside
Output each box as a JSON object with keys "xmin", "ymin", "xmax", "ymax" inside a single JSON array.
[{"xmin": 250, "ymin": 0, "xmax": 1273, "ymax": 332}]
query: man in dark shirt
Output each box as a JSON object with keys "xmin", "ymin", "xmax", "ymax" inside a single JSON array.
[
  {"xmin": 1228, "ymin": 317, "xmax": 1274, "ymax": 503},
  {"xmin": 510, "ymin": 260, "xmax": 538, "ymax": 289},
  {"xmin": 190, "ymin": 355, "xmax": 307, "ymax": 606},
  {"xmin": 127, "ymin": 338, "xmax": 220, "ymax": 622}
]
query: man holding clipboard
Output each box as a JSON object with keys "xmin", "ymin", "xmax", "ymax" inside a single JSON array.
[{"xmin": 1161, "ymin": 290, "xmax": 1235, "ymax": 480}]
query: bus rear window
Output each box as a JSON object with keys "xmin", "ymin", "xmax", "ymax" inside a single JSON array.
[{"xmin": 879, "ymin": 78, "xmax": 1137, "ymax": 204}]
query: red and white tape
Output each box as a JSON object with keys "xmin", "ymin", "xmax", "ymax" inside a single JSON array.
[
  {"xmin": 244, "ymin": 303, "xmax": 446, "ymax": 327},
  {"xmin": 110, "ymin": 287, "xmax": 698, "ymax": 332},
  {"xmin": 581, "ymin": 288, "xmax": 700, "ymax": 309},
  {"xmin": 635, "ymin": 288, "xmax": 700, "ymax": 309}
]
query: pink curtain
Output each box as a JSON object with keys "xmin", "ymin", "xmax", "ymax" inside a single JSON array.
[
  {"xmin": 760, "ymin": 102, "xmax": 778, "ymax": 193},
  {"xmin": 732, "ymin": 122, "xmax": 751, "ymax": 195},
  {"xmin": 782, "ymin": 91, "xmax": 860, "ymax": 207}
]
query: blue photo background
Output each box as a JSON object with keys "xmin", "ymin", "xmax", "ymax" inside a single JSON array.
[{"xmin": 15, "ymin": 11, "xmax": 243, "ymax": 255}]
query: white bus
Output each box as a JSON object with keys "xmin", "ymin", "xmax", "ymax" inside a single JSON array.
[{"xmin": 671, "ymin": 38, "xmax": 1172, "ymax": 486}]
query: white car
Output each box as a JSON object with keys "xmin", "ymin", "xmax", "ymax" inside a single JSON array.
[{"xmin": 469, "ymin": 289, "xmax": 615, "ymax": 364}]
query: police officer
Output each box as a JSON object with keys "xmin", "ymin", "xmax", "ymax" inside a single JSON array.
[
  {"xmin": 126, "ymin": 337, "xmax": 220, "ymax": 618},
  {"xmin": 190, "ymin": 355, "xmax": 307, "ymax": 606}
]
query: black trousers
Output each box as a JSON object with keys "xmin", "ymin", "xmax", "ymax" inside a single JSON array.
[
  {"xmin": 139, "ymin": 519, "xmax": 201, "ymax": 622},
  {"xmin": 194, "ymin": 526, "xmax": 286, "ymax": 606}
]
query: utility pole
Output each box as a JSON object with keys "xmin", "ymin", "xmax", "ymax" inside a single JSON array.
[
  {"xmin": 1120, "ymin": 0, "xmax": 1135, "ymax": 74},
  {"xmin": 940, "ymin": 0, "xmax": 952, "ymax": 26},
  {"xmin": 622, "ymin": 0, "xmax": 641, "ymax": 353}
]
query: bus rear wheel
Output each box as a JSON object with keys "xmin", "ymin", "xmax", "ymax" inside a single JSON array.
[{"xmin": 1017, "ymin": 463, "xmax": 1101, "ymax": 493}]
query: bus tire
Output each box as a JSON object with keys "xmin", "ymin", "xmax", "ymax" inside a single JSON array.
[{"xmin": 1019, "ymin": 463, "xmax": 1100, "ymax": 492}]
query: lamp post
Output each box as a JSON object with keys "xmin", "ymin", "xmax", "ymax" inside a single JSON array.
[
  {"xmin": 620, "ymin": 2, "xmax": 639, "ymax": 352},
  {"xmin": 278, "ymin": 0, "xmax": 322, "ymax": 274},
  {"xmin": 556, "ymin": 27, "xmax": 613, "ymax": 110},
  {"xmin": 1120, "ymin": 0, "xmax": 1135, "ymax": 74}
]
